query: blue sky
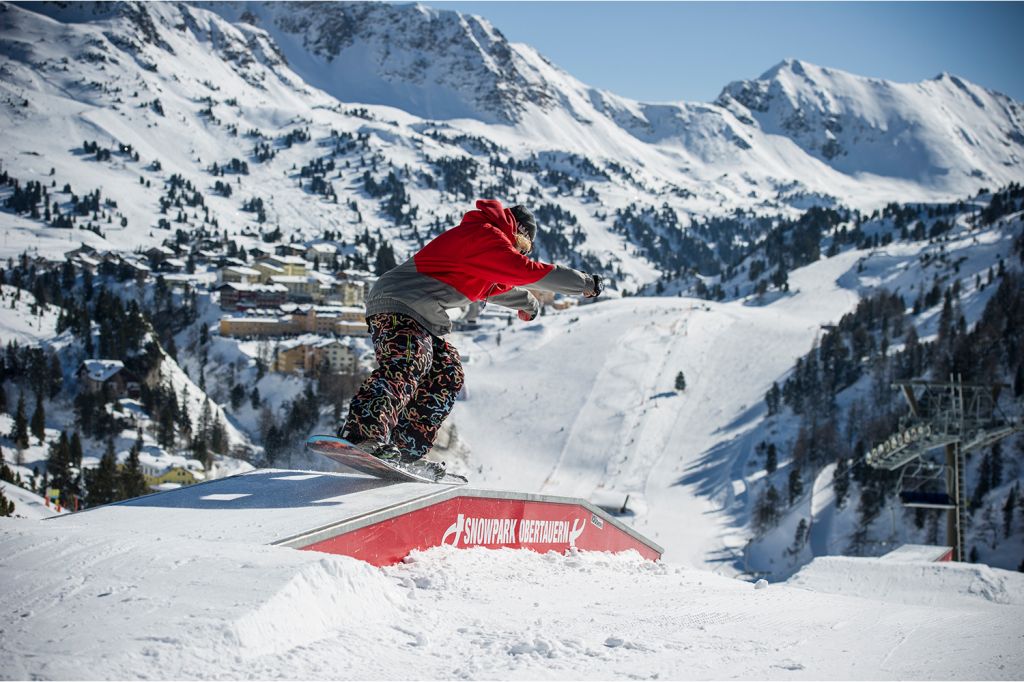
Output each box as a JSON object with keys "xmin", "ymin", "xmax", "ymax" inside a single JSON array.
[{"xmin": 428, "ymin": 2, "xmax": 1024, "ymax": 103}]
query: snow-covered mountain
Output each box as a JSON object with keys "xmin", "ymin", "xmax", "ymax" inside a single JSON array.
[
  {"xmin": 718, "ymin": 59, "xmax": 1024, "ymax": 187},
  {"xmin": 197, "ymin": 3, "xmax": 1024, "ymax": 199},
  {"xmin": 3, "ymin": 0, "xmax": 1022, "ymax": 270},
  {"xmin": 198, "ymin": 1, "xmax": 560, "ymax": 124}
]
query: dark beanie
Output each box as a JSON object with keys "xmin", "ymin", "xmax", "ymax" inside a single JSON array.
[{"xmin": 510, "ymin": 205, "xmax": 537, "ymax": 241}]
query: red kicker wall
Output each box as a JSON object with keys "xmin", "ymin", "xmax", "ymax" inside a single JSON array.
[{"xmin": 301, "ymin": 495, "xmax": 661, "ymax": 566}]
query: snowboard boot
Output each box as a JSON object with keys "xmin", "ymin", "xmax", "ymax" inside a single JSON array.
[
  {"xmin": 352, "ymin": 439, "xmax": 402, "ymax": 462},
  {"xmin": 400, "ymin": 455, "xmax": 447, "ymax": 482}
]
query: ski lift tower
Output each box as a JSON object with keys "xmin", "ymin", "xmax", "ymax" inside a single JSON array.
[{"xmin": 866, "ymin": 376, "xmax": 1023, "ymax": 561}]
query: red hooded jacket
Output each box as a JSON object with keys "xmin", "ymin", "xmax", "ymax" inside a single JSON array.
[{"xmin": 365, "ymin": 199, "xmax": 592, "ymax": 336}]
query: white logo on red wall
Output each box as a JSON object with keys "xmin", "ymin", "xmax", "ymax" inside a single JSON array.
[{"xmin": 441, "ymin": 514, "xmax": 587, "ymax": 548}]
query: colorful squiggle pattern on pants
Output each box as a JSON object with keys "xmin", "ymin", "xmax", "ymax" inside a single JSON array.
[{"xmin": 341, "ymin": 313, "xmax": 464, "ymax": 459}]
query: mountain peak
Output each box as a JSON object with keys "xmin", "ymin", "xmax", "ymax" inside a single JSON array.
[{"xmin": 199, "ymin": 1, "xmax": 554, "ymax": 123}]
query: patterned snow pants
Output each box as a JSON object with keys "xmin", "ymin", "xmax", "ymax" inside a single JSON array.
[{"xmin": 341, "ymin": 313, "xmax": 465, "ymax": 460}]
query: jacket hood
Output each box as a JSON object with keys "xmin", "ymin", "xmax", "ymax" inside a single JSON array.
[{"xmin": 464, "ymin": 199, "xmax": 518, "ymax": 243}]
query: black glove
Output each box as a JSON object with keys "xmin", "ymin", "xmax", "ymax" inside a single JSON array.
[{"xmin": 584, "ymin": 274, "xmax": 604, "ymax": 298}]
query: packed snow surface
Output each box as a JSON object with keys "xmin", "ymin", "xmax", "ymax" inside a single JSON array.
[{"xmin": 1, "ymin": 512, "xmax": 1022, "ymax": 680}]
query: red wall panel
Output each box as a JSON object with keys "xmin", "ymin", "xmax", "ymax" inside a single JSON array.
[{"xmin": 302, "ymin": 495, "xmax": 660, "ymax": 566}]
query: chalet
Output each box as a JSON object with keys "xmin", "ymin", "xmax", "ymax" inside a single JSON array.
[
  {"xmin": 269, "ymin": 275, "xmax": 322, "ymax": 302},
  {"xmin": 137, "ymin": 453, "xmax": 207, "ymax": 488},
  {"xmin": 266, "ymin": 254, "xmax": 308, "ymax": 276},
  {"xmin": 329, "ymin": 280, "xmax": 365, "ymax": 307},
  {"xmin": 159, "ymin": 257, "xmax": 187, "ymax": 273},
  {"xmin": 118, "ymin": 256, "xmax": 151, "ymax": 279},
  {"xmin": 78, "ymin": 360, "xmax": 141, "ymax": 399},
  {"xmin": 73, "ymin": 253, "xmax": 102, "ymax": 275},
  {"xmin": 192, "ymin": 249, "xmax": 221, "ymax": 265},
  {"xmin": 276, "ymin": 243, "xmax": 307, "ymax": 257},
  {"xmin": 274, "ymin": 335, "xmax": 358, "ymax": 375},
  {"xmin": 252, "ymin": 260, "xmax": 285, "ymax": 282},
  {"xmin": 65, "ymin": 243, "xmax": 97, "ymax": 260},
  {"xmin": 248, "ymin": 245, "xmax": 274, "ymax": 260},
  {"xmin": 216, "ymin": 282, "xmax": 288, "ymax": 311},
  {"xmin": 305, "ymin": 242, "xmax": 338, "ymax": 263},
  {"xmin": 221, "ymin": 265, "xmax": 262, "ymax": 284},
  {"xmin": 144, "ymin": 245, "xmax": 177, "ymax": 265},
  {"xmin": 290, "ymin": 305, "xmax": 368, "ymax": 336},
  {"xmin": 219, "ymin": 315, "xmax": 297, "ymax": 338}
]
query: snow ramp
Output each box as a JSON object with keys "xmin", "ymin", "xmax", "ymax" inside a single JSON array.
[{"xmin": 61, "ymin": 469, "xmax": 661, "ymax": 565}]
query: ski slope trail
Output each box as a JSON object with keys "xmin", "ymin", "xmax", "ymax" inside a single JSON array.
[{"xmin": 454, "ymin": 251, "xmax": 862, "ymax": 569}]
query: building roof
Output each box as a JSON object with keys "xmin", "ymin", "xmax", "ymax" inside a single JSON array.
[
  {"xmin": 217, "ymin": 282, "xmax": 288, "ymax": 293},
  {"xmin": 223, "ymin": 266, "xmax": 261, "ymax": 276},
  {"xmin": 277, "ymin": 334, "xmax": 349, "ymax": 352},
  {"xmin": 221, "ymin": 316, "xmax": 282, "ymax": 325},
  {"xmin": 254, "ymin": 261, "xmax": 285, "ymax": 272},
  {"xmin": 269, "ymin": 275, "xmax": 316, "ymax": 284},
  {"xmin": 270, "ymin": 255, "xmax": 308, "ymax": 266},
  {"xmin": 80, "ymin": 359, "xmax": 125, "ymax": 383}
]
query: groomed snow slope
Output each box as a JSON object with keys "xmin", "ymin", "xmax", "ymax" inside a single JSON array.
[
  {"xmin": 452, "ymin": 248, "xmax": 862, "ymax": 569},
  {"xmin": 1, "ymin": 513, "xmax": 1021, "ymax": 680}
]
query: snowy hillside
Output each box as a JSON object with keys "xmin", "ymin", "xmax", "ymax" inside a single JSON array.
[
  {"xmin": 1, "ymin": 509, "xmax": 1022, "ymax": 679},
  {"xmin": 453, "ymin": 202, "xmax": 1024, "ymax": 573},
  {"xmin": 452, "ymin": 248, "xmax": 863, "ymax": 567}
]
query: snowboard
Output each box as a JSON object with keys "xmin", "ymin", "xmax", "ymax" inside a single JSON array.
[{"xmin": 305, "ymin": 435, "xmax": 468, "ymax": 485}]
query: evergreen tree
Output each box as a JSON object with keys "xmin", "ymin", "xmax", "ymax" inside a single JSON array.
[
  {"xmin": 765, "ymin": 443, "xmax": 777, "ymax": 475},
  {"xmin": 787, "ymin": 467, "xmax": 804, "ymax": 505},
  {"xmin": 29, "ymin": 391, "xmax": 46, "ymax": 444},
  {"xmin": 788, "ymin": 518, "xmax": 808, "ymax": 555},
  {"xmin": 47, "ymin": 353, "xmax": 62, "ymax": 398},
  {"xmin": 120, "ymin": 440, "xmax": 148, "ymax": 499},
  {"xmin": 87, "ymin": 439, "xmax": 121, "ymax": 507},
  {"xmin": 0, "ymin": 486, "xmax": 14, "ymax": 517},
  {"xmin": 674, "ymin": 371, "xmax": 686, "ymax": 392},
  {"xmin": 12, "ymin": 393, "xmax": 28, "ymax": 449},
  {"xmin": 0, "ymin": 382, "xmax": 6, "ymax": 414},
  {"xmin": 230, "ymin": 383, "xmax": 245, "ymax": 411},
  {"xmin": 753, "ymin": 484, "xmax": 781, "ymax": 534},
  {"xmin": 0, "ymin": 446, "xmax": 13, "ymax": 484},
  {"xmin": 69, "ymin": 431, "xmax": 83, "ymax": 469},
  {"xmin": 46, "ymin": 431, "xmax": 75, "ymax": 506},
  {"xmin": 765, "ymin": 382, "xmax": 781, "ymax": 416},
  {"xmin": 1004, "ymin": 485, "xmax": 1018, "ymax": 539},
  {"xmin": 833, "ymin": 456, "xmax": 850, "ymax": 509}
]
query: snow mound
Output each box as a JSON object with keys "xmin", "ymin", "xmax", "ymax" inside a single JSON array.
[
  {"xmin": 787, "ymin": 555, "xmax": 1024, "ymax": 608},
  {"xmin": 228, "ymin": 555, "xmax": 405, "ymax": 657}
]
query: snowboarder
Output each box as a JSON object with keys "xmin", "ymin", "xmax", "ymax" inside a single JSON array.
[{"xmin": 339, "ymin": 199, "xmax": 604, "ymax": 479}]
